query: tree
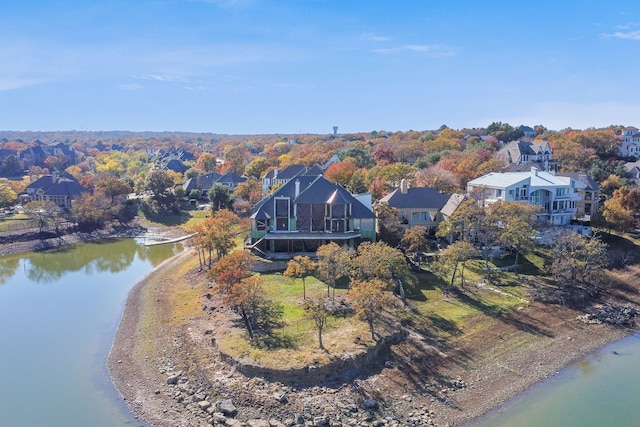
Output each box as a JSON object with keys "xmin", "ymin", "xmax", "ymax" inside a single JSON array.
[
  {"xmin": 284, "ymin": 255, "xmax": 316, "ymax": 300},
  {"xmin": 351, "ymin": 241, "xmax": 411, "ymax": 306},
  {"xmin": 23, "ymin": 200, "xmax": 59, "ymax": 233},
  {"xmin": 436, "ymin": 199, "xmax": 484, "ymax": 243},
  {"xmin": 221, "ymin": 145, "xmax": 249, "ymax": 175},
  {"xmin": 324, "ymin": 159, "xmax": 358, "ymax": 186},
  {"xmin": 372, "ymin": 201, "xmax": 404, "ymax": 247},
  {"xmin": 414, "ymin": 165, "xmax": 460, "ymax": 193},
  {"xmin": 94, "ymin": 175, "xmax": 132, "ymax": 205},
  {"xmin": 194, "ymin": 153, "xmax": 219, "ymax": 173},
  {"xmin": 192, "ymin": 209, "xmax": 241, "ymax": 268},
  {"xmin": 44, "ymin": 154, "xmax": 69, "ymax": 172},
  {"xmin": 209, "ymin": 251, "xmax": 261, "ymax": 339},
  {"xmin": 2, "ymin": 155, "xmax": 22, "ymax": 177},
  {"xmin": 303, "ymin": 298, "xmax": 330, "ymax": 350},
  {"xmin": 346, "ymin": 168, "xmax": 368, "ymax": 194},
  {"xmin": 350, "ymin": 278, "xmax": 391, "ymax": 340},
  {"xmin": 208, "ymin": 209, "xmax": 241, "ymax": 259},
  {"xmin": 548, "ymin": 230, "xmax": 608, "ymax": 303},
  {"xmin": 234, "ymin": 179, "xmax": 262, "ymax": 203},
  {"xmin": 488, "ymin": 201, "xmax": 540, "ymax": 275},
  {"xmin": 438, "ymin": 240, "xmax": 476, "ymax": 288},
  {"xmin": 144, "ymin": 169, "xmax": 173, "ymax": 198},
  {"xmin": 401, "ymin": 226, "xmax": 430, "ymax": 265},
  {"xmin": 316, "ymin": 242, "xmax": 352, "ymax": 299},
  {"xmin": 244, "ymin": 157, "xmax": 270, "ymax": 180},
  {"xmin": 0, "ymin": 180, "xmax": 17, "ymax": 208},
  {"xmin": 602, "ymin": 197, "xmax": 635, "ymax": 232},
  {"xmin": 372, "ymin": 146, "xmax": 395, "ymax": 166},
  {"xmin": 71, "ymin": 193, "xmax": 111, "ymax": 231},
  {"xmin": 209, "ymin": 184, "xmax": 232, "ymax": 211}
]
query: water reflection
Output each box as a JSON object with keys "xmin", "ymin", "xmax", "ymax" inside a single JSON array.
[
  {"xmin": 0, "ymin": 239, "xmax": 181, "ymax": 285},
  {"xmin": 0, "ymin": 237, "xmax": 181, "ymax": 427},
  {"xmin": 0, "ymin": 256, "xmax": 19, "ymax": 286}
]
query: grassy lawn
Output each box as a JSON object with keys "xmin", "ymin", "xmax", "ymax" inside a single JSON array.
[{"xmin": 215, "ymin": 252, "xmax": 533, "ymax": 369}]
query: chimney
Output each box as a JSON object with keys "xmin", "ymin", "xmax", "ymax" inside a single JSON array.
[
  {"xmin": 295, "ymin": 179, "xmax": 300, "ymax": 197},
  {"xmin": 400, "ymin": 179, "xmax": 409, "ymax": 194},
  {"xmin": 531, "ymin": 166, "xmax": 538, "ymax": 176}
]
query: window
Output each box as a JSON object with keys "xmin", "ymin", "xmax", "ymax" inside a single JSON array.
[
  {"xmin": 411, "ymin": 211, "xmax": 431, "ymax": 223},
  {"xmin": 275, "ymin": 198, "xmax": 289, "ymax": 231},
  {"xmin": 495, "ymin": 189, "xmax": 502, "ymax": 197}
]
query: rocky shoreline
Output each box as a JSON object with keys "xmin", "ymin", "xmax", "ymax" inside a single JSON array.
[{"xmin": 106, "ymin": 244, "xmax": 640, "ymax": 427}]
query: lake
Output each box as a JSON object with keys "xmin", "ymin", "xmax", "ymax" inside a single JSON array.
[
  {"xmin": 0, "ymin": 238, "xmax": 180, "ymax": 427},
  {"xmin": 468, "ymin": 331, "xmax": 640, "ymax": 426}
]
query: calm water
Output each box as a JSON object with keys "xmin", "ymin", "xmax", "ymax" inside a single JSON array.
[
  {"xmin": 0, "ymin": 238, "xmax": 180, "ymax": 427},
  {"xmin": 469, "ymin": 332, "xmax": 640, "ymax": 426}
]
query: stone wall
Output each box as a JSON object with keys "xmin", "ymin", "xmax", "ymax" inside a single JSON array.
[{"xmin": 218, "ymin": 331, "xmax": 407, "ymax": 386}]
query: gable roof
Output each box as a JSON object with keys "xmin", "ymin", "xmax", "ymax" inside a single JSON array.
[
  {"xmin": 251, "ymin": 175, "xmax": 375, "ymax": 220},
  {"xmin": 182, "ymin": 172, "xmax": 221, "ymax": 193},
  {"xmin": 217, "ymin": 172, "xmax": 247, "ymax": 184},
  {"xmin": 276, "ymin": 164, "xmax": 307, "ymax": 180},
  {"xmin": 441, "ymin": 193, "xmax": 467, "ymax": 217},
  {"xmin": 496, "ymin": 140, "xmax": 551, "ymax": 164},
  {"xmin": 379, "ymin": 186, "xmax": 451, "ymax": 210}
]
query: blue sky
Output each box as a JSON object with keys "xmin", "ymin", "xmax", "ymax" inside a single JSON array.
[{"xmin": 2, "ymin": 0, "xmax": 640, "ymax": 134}]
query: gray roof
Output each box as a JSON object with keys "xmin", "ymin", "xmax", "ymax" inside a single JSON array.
[
  {"xmin": 251, "ymin": 175, "xmax": 375, "ymax": 220},
  {"xmin": 557, "ymin": 172, "xmax": 599, "ymax": 191},
  {"xmin": 23, "ymin": 173, "xmax": 89, "ymax": 198},
  {"xmin": 379, "ymin": 186, "xmax": 451, "ymax": 210}
]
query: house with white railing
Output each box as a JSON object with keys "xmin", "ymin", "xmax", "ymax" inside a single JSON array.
[{"xmin": 466, "ymin": 167, "xmax": 585, "ymax": 226}]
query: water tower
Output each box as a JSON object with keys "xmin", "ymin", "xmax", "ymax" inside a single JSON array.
[{"xmin": 333, "ymin": 126, "xmax": 338, "ymax": 135}]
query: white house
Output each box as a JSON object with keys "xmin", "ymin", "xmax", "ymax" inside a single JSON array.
[
  {"xmin": 467, "ymin": 167, "xmax": 585, "ymax": 226},
  {"xmin": 619, "ymin": 126, "xmax": 640, "ymax": 158}
]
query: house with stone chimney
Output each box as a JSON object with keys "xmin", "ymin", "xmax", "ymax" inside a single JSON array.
[
  {"xmin": 378, "ymin": 179, "xmax": 452, "ymax": 236},
  {"xmin": 248, "ymin": 175, "xmax": 376, "ymax": 259}
]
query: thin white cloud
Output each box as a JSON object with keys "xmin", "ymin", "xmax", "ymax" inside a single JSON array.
[
  {"xmin": 116, "ymin": 83, "xmax": 144, "ymax": 91},
  {"xmin": 184, "ymin": 85, "xmax": 208, "ymax": 91},
  {"xmin": 136, "ymin": 74, "xmax": 188, "ymax": 83},
  {"xmin": 360, "ymin": 32, "xmax": 391, "ymax": 42},
  {"xmin": 616, "ymin": 22, "xmax": 640, "ymax": 30},
  {"xmin": 372, "ymin": 44, "xmax": 455, "ymax": 57},
  {"xmin": 601, "ymin": 30, "xmax": 640, "ymax": 40},
  {"xmin": 273, "ymin": 82, "xmax": 316, "ymax": 90},
  {"xmin": 0, "ymin": 77, "xmax": 44, "ymax": 91}
]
